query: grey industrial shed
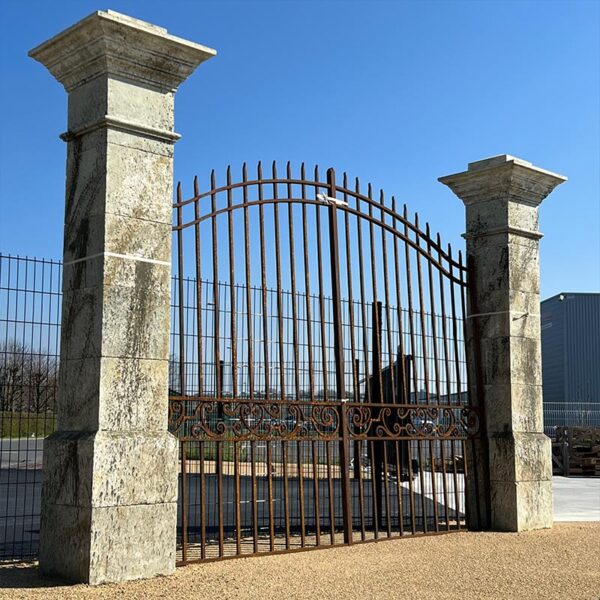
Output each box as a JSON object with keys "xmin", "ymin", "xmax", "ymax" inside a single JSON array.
[{"xmin": 541, "ymin": 292, "xmax": 600, "ymax": 435}]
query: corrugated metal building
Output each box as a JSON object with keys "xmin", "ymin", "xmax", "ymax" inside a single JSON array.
[{"xmin": 541, "ymin": 292, "xmax": 600, "ymax": 436}]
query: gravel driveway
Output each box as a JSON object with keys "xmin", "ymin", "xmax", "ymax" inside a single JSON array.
[{"xmin": 1, "ymin": 522, "xmax": 598, "ymax": 600}]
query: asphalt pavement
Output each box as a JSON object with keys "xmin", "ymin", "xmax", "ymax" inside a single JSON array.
[{"xmin": 1, "ymin": 438, "xmax": 598, "ymax": 561}]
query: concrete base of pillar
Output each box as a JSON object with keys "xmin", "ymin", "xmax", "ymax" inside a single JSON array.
[{"xmin": 39, "ymin": 431, "xmax": 178, "ymax": 584}]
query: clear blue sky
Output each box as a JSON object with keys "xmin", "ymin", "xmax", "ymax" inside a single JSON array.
[{"xmin": 0, "ymin": 0, "xmax": 598, "ymax": 299}]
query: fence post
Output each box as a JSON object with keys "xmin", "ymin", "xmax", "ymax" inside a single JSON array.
[
  {"xmin": 28, "ymin": 11, "xmax": 215, "ymax": 583},
  {"xmin": 439, "ymin": 155, "xmax": 566, "ymax": 531}
]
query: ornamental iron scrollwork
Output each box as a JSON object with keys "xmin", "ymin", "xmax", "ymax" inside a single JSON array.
[{"xmin": 168, "ymin": 397, "xmax": 479, "ymax": 442}]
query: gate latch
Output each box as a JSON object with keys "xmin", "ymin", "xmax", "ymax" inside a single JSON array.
[{"xmin": 316, "ymin": 193, "xmax": 348, "ymax": 207}]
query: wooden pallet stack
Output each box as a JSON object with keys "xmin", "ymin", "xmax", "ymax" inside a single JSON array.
[{"xmin": 553, "ymin": 427, "xmax": 600, "ymax": 477}]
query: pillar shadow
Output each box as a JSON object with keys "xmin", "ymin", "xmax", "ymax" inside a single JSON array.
[{"xmin": 0, "ymin": 562, "xmax": 68, "ymax": 589}]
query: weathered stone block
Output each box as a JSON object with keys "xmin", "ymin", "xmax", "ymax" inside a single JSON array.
[
  {"xmin": 41, "ymin": 431, "xmax": 178, "ymax": 507},
  {"xmin": 104, "ymin": 141, "xmax": 173, "ymax": 222},
  {"xmin": 466, "ymin": 201, "xmax": 540, "ymax": 238},
  {"xmin": 97, "ymin": 357, "xmax": 170, "ymax": 431},
  {"xmin": 87, "ymin": 502, "xmax": 177, "ymax": 585},
  {"xmin": 100, "ymin": 280, "xmax": 171, "ymax": 360},
  {"xmin": 61, "ymin": 278, "xmax": 170, "ymax": 361},
  {"xmin": 56, "ymin": 358, "xmax": 102, "ymax": 429},
  {"xmin": 39, "ymin": 503, "xmax": 93, "ymax": 582},
  {"xmin": 41, "ymin": 431, "xmax": 95, "ymax": 506},
  {"xmin": 481, "ymin": 335, "xmax": 541, "ymax": 387},
  {"xmin": 483, "ymin": 382, "xmax": 544, "ymax": 433},
  {"xmin": 59, "ymin": 286, "xmax": 103, "ymax": 361},
  {"xmin": 488, "ymin": 432, "xmax": 552, "ymax": 482},
  {"xmin": 68, "ymin": 77, "xmax": 175, "ymax": 133},
  {"xmin": 57, "ymin": 356, "xmax": 169, "ymax": 431},
  {"xmin": 63, "ymin": 136, "xmax": 173, "ymax": 233},
  {"xmin": 64, "ymin": 140, "xmax": 108, "ymax": 229},
  {"xmin": 490, "ymin": 479, "xmax": 553, "ymax": 531},
  {"xmin": 90, "ymin": 431, "xmax": 178, "ymax": 506},
  {"xmin": 63, "ymin": 254, "xmax": 170, "ymax": 292},
  {"xmin": 107, "ymin": 128, "xmax": 174, "ymax": 157},
  {"xmin": 40, "ymin": 501, "xmax": 177, "ymax": 585},
  {"xmin": 63, "ymin": 212, "xmax": 171, "ymax": 265},
  {"xmin": 467, "ymin": 310, "xmax": 540, "ymax": 344},
  {"xmin": 468, "ymin": 235, "xmax": 540, "ymax": 296}
]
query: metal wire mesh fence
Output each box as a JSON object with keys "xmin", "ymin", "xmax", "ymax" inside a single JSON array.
[
  {"xmin": 2, "ymin": 253, "xmax": 593, "ymax": 562},
  {"xmin": 0, "ymin": 255, "xmax": 61, "ymax": 560}
]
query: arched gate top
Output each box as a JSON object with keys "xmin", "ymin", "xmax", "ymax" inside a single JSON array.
[{"xmin": 172, "ymin": 162, "xmax": 467, "ymax": 286}]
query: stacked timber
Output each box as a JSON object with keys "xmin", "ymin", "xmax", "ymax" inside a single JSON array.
[{"xmin": 554, "ymin": 427, "xmax": 600, "ymax": 477}]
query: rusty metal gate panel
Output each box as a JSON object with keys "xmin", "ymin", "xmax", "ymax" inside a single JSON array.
[{"xmin": 169, "ymin": 163, "xmax": 480, "ymax": 564}]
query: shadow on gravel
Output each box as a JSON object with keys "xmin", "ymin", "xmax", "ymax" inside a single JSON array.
[{"xmin": 0, "ymin": 563, "xmax": 65, "ymax": 589}]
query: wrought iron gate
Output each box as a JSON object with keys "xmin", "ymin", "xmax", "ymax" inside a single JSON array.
[{"xmin": 169, "ymin": 163, "xmax": 480, "ymax": 564}]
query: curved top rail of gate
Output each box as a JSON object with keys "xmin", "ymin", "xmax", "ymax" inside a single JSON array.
[{"xmin": 172, "ymin": 162, "xmax": 467, "ymax": 285}]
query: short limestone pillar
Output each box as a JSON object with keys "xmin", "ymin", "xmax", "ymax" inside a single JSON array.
[
  {"xmin": 29, "ymin": 11, "xmax": 215, "ymax": 583},
  {"xmin": 439, "ymin": 155, "xmax": 566, "ymax": 532}
]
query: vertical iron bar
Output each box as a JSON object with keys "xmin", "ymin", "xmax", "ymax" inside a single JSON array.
[
  {"xmin": 415, "ymin": 215, "xmax": 438, "ymax": 532},
  {"xmin": 282, "ymin": 440, "xmax": 290, "ymax": 548},
  {"xmin": 355, "ymin": 180, "xmax": 371, "ymax": 403},
  {"xmin": 200, "ymin": 440, "xmax": 206, "ymax": 559},
  {"xmin": 459, "ymin": 249, "xmax": 484, "ymax": 529},
  {"xmin": 287, "ymin": 163, "xmax": 306, "ymax": 547},
  {"xmin": 181, "ymin": 441, "xmax": 188, "ymax": 563},
  {"xmin": 371, "ymin": 301, "xmax": 384, "ymax": 531},
  {"xmin": 217, "ymin": 441, "xmax": 224, "ymax": 556},
  {"xmin": 314, "ymin": 167, "xmax": 329, "ymax": 401},
  {"xmin": 311, "ymin": 439, "xmax": 321, "ymax": 546},
  {"xmin": 235, "ymin": 442, "xmax": 241, "ymax": 555},
  {"xmin": 176, "ymin": 183, "xmax": 186, "ymax": 399},
  {"xmin": 227, "ymin": 166, "xmax": 238, "ymax": 402},
  {"xmin": 267, "ymin": 441, "xmax": 275, "ymax": 551},
  {"xmin": 326, "ymin": 168, "xmax": 352, "ymax": 545},
  {"xmin": 426, "ymin": 223, "xmax": 446, "ymax": 530},
  {"xmin": 403, "ymin": 207, "xmax": 428, "ymax": 533},
  {"xmin": 325, "ymin": 440, "xmax": 335, "ymax": 545},
  {"xmin": 211, "ymin": 170, "xmax": 221, "ymax": 404},
  {"xmin": 354, "ymin": 358, "xmax": 361, "ymax": 480},
  {"xmin": 356, "ymin": 430, "xmax": 366, "ymax": 541},
  {"xmin": 448, "ymin": 244, "xmax": 464, "ymax": 530},
  {"xmin": 251, "ymin": 440, "xmax": 258, "ymax": 553},
  {"xmin": 194, "ymin": 176, "xmax": 205, "ymax": 399},
  {"xmin": 242, "ymin": 165, "xmax": 255, "ymax": 402}
]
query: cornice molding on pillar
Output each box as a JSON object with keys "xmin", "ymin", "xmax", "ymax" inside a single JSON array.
[
  {"xmin": 439, "ymin": 154, "xmax": 567, "ymax": 208},
  {"xmin": 29, "ymin": 10, "xmax": 216, "ymax": 93}
]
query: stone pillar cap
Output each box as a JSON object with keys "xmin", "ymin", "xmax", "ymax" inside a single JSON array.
[
  {"xmin": 29, "ymin": 10, "xmax": 216, "ymax": 92},
  {"xmin": 438, "ymin": 154, "xmax": 567, "ymax": 207}
]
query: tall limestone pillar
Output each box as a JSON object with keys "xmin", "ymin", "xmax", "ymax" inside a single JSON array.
[
  {"xmin": 439, "ymin": 155, "xmax": 566, "ymax": 531},
  {"xmin": 29, "ymin": 11, "xmax": 215, "ymax": 583}
]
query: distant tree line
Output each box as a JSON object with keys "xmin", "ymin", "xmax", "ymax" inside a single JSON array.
[{"xmin": 0, "ymin": 341, "xmax": 58, "ymax": 414}]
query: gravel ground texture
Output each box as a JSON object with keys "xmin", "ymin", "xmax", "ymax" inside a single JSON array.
[{"xmin": 1, "ymin": 523, "xmax": 599, "ymax": 600}]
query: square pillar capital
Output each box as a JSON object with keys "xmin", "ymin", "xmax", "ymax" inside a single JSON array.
[
  {"xmin": 29, "ymin": 11, "xmax": 216, "ymax": 142},
  {"xmin": 29, "ymin": 10, "xmax": 216, "ymax": 94},
  {"xmin": 438, "ymin": 154, "xmax": 566, "ymax": 210}
]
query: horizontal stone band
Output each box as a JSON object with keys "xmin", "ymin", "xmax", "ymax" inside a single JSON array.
[
  {"xmin": 467, "ymin": 310, "xmax": 540, "ymax": 319},
  {"xmin": 462, "ymin": 226, "xmax": 543, "ymax": 241},
  {"xmin": 60, "ymin": 114, "xmax": 181, "ymax": 144},
  {"xmin": 63, "ymin": 251, "xmax": 170, "ymax": 267}
]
